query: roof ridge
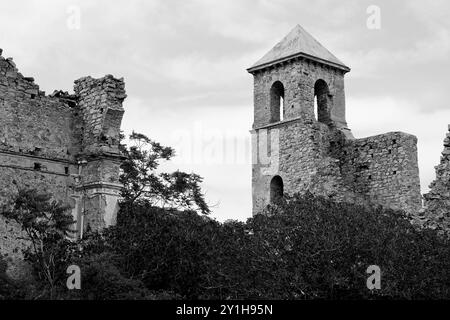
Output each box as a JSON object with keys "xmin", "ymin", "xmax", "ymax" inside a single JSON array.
[{"xmin": 249, "ymin": 24, "xmax": 349, "ymax": 72}]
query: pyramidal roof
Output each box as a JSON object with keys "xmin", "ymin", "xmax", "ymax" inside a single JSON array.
[{"xmin": 248, "ymin": 24, "xmax": 349, "ymax": 72}]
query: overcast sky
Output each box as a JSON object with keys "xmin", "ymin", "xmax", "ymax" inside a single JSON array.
[{"xmin": 1, "ymin": 0, "xmax": 449, "ymax": 221}]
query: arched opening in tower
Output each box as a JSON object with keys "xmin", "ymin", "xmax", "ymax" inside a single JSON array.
[
  {"xmin": 314, "ymin": 79, "xmax": 331, "ymax": 125},
  {"xmin": 270, "ymin": 175, "xmax": 284, "ymax": 203},
  {"xmin": 270, "ymin": 81, "xmax": 285, "ymax": 123}
]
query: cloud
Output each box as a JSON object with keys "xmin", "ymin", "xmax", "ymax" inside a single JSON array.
[
  {"xmin": 406, "ymin": 0, "xmax": 450, "ymax": 29},
  {"xmin": 341, "ymin": 27, "xmax": 450, "ymax": 79},
  {"xmin": 161, "ymin": 52, "xmax": 253, "ymax": 87}
]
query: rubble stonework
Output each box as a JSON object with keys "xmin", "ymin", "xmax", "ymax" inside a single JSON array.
[
  {"xmin": 249, "ymin": 25, "xmax": 422, "ymax": 215},
  {"xmin": 0, "ymin": 49, "xmax": 125, "ymax": 278},
  {"xmin": 423, "ymin": 125, "xmax": 450, "ymax": 235}
]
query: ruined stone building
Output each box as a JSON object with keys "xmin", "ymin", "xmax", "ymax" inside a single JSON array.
[
  {"xmin": 249, "ymin": 25, "xmax": 423, "ymax": 216},
  {"xmin": 423, "ymin": 125, "xmax": 450, "ymax": 235},
  {"xmin": 0, "ymin": 48, "xmax": 126, "ymax": 245}
]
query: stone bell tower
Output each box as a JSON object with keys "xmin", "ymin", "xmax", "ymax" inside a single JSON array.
[{"xmin": 248, "ymin": 25, "xmax": 422, "ymax": 216}]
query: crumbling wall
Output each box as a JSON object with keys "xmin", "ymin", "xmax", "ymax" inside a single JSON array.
[
  {"xmin": 0, "ymin": 48, "xmax": 126, "ymax": 279},
  {"xmin": 423, "ymin": 125, "xmax": 450, "ymax": 235},
  {"xmin": 0, "ymin": 50, "xmax": 78, "ymax": 279},
  {"xmin": 0, "ymin": 51, "xmax": 81, "ymax": 204},
  {"xmin": 73, "ymin": 75, "xmax": 125, "ymax": 233},
  {"xmin": 252, "ymin": 117, "xmax": 422, "ymax": 215},
  {"xmin": 74, "ymin": 75, "xmax": 126, "ymax": 155},
  {"xmin": 0, "ymin": 53, "xmax": 81, "ymax": 161},
  {"xmin": 339, "ymin": 132, "xmax": 422, "ymax": 214},
  {"xmin": 251, "ymin": 54, "xmax": 422, "ymax": 216}
]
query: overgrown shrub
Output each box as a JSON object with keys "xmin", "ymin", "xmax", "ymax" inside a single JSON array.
[
  {"xmin": 4, "ymin": 189, "xmax": 450, "ymax": 300},
  {"xmin": 247, "ymin": 193, "xmax": 450, "ymax": 299},
  {"xmin": 99, "ymin": 193, "xmax": 450, "ymax": 299}
]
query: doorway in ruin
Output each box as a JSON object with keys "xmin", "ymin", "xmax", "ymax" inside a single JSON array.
[{"xmin": 270, "ymin": 175, "xmax": 284, "ymax": 203}]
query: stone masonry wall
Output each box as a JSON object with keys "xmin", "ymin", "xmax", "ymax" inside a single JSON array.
[
  {"xmin": 74, "ymin": 75, "xmax": 126, "ymax": 156},
  {"xmin": 73, "ymin": 76, "xmax": 125, "ymax": 233},
  {"xmin": 0, "ymin": 54, "xmax": 81, "ymax": 161},
  {"xmin": 0, "ymin": 51, "xmax": 81, "ymax": 279},
  {"xmin": 252, "ymin": 117, "xmax": 368, "ymax": 214},
  {"xmin": 339, "ymin": 132, "xmax": 422, "ymax": 214},
  {"xmin": 252, "ymin": 117, "xmax": 422, "ymax": 215},
  {"xmin": 423, "ymin": 125, "xmax": 450, "ymax": 235},
  {"xmin": 251, "ymin": 55, "xmax": 422, "ymax": 216},
  {"xmin": 0, "ymin": 48, "xmax": 126, "ymax": 279},
  {"xmin": 252, "ymin": 57, "xmax": 349, "ymax": 132}
]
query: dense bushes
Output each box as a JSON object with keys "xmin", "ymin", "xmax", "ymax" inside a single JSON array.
[
  {"xmin": 3, "ymin": 190, "xmax": 450, "ymax": 300},
  {"xmin": 248, "ymin": 194, "xmax": 450, "ymax": 299},
  {"xmin": 76, "ymin": 193, "xmax": 450, "ymax": 300}
]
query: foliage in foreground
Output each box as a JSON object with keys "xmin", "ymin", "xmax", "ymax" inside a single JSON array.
[
  {"xmin": 97, "ymin": 194, "xmax": 450, "ymax": 300},
  {"xmin": 2, "ymin": 191, "xmax": 450, "ymax": 300},
  {"xmin": 119, "ymin": 131, "xmax": 210, "ymax": 215},
  {"xmin": 2, "ymin": 129, "xmax": 449, "ymax": 299},
  {"xmin": 1, "ymin": 189, "xmax": 75, "ymax": 299}
]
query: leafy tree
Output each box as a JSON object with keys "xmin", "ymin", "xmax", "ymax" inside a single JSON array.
[
  {"xmin": 54, "ymin": 233, "xmax": 182, "ymax": 300},
  {"xmin": 119, "ymin": 131, "xmax": 210, "ymax": 215},
  {"xmin": 1, "ymin": 189, "xmax": 75, "ymax": 299},
  {"xmin": 60, "ymin": 252, "xmax": 152, "ymax": 300},
  {"xmin": 246, "ymin": 193, "xmax": 450, "ymax": 299},
  {"xmin": 101, "ymin": 193, "xmax": 450, "ymax": 300},
  {"xmin": 103, "ymin": 206, "xmax": 217, "ymax": 298}
]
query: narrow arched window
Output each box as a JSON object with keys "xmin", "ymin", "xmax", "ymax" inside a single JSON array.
[
  {"xmin": 314, "ymin": 79, "xmax": 331, "ymax": 124},
  {"xmin": 270, "ymin": 81, "xmax": 284, "ymax": 123},
  {"xmin": 313, "ymin": 95, "xmax": 318, "ymax": 121},
  {"xmin": 270, "ymin": 175, "xmax": 284, "ymax": 203}
]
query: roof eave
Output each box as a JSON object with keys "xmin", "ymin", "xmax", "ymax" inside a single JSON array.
[{"xmin": 247, "ymin": 52, "xmax": 350, "ymax": 74}]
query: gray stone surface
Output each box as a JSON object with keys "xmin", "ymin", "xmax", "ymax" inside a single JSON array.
[
  {"xmin": 423, "ymin": 125, "xmax": 450, "ymax": 235},
  {"xmin": 0, "ymin": 49, "xmax": 125, "ymax": 278},
  {"xmin": 249, "ymin": 26, "xmax": 422, "ymax": 216}
]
